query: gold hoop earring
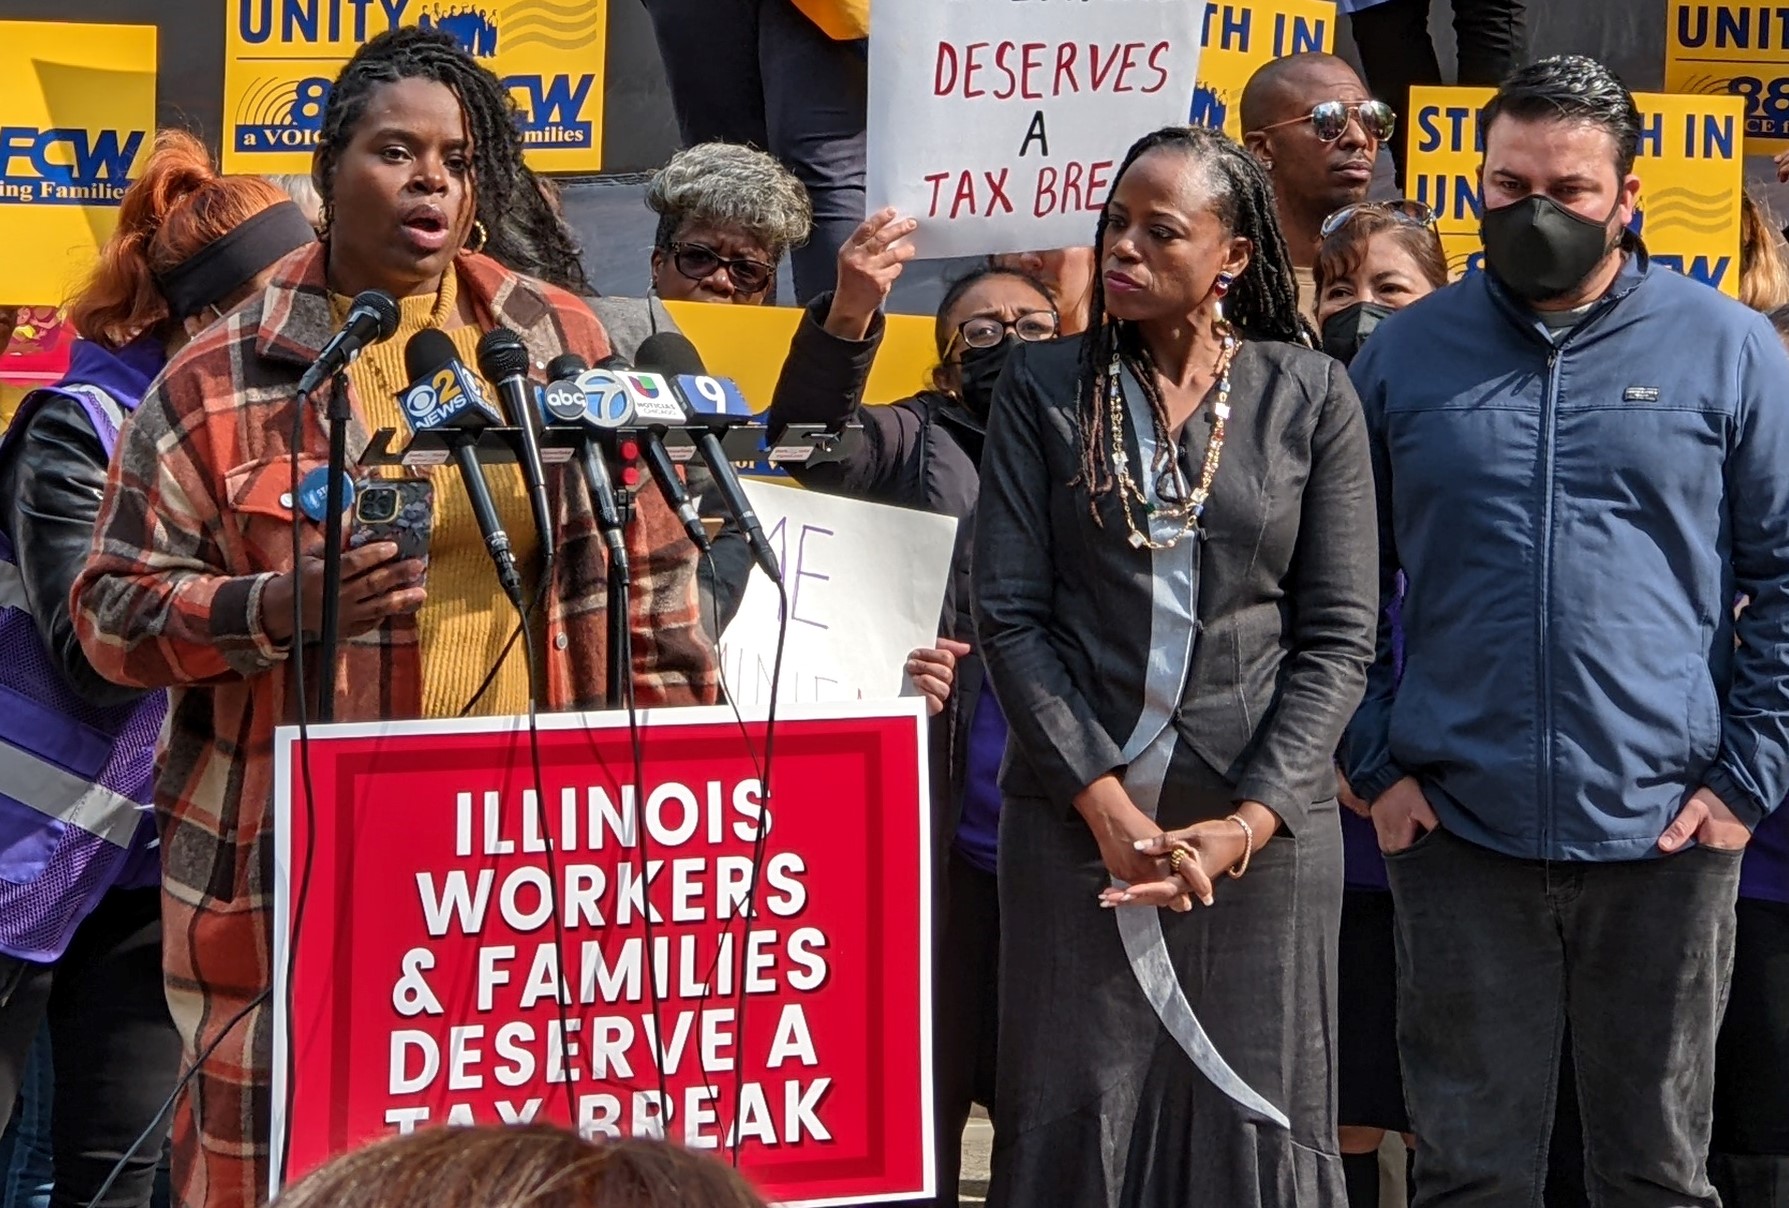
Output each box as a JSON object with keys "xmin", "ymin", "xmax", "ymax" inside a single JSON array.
[{"xmin": 466, "ymin": 219, "xmax": 489, "ymax": 254}]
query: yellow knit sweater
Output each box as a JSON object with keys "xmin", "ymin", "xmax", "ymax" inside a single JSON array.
[{"xmin": 335, "ymin": 279, "xmax": 539, "ymax": 718}]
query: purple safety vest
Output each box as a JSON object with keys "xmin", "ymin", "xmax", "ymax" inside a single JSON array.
[{"xmin": 0, "ymin": 383, "xmax": 166, "ymax": 963}]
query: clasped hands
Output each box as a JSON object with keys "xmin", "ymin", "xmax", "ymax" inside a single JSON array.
[{"xmin": 1076, "ymin": 775, "xmax": 1272, "ymax": 913}]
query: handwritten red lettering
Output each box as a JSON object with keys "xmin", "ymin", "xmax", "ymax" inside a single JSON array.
[
  {"xmin": 924, "ymin": 171, "xmax": 951, "ymax": 219},
  {"xmin": 1144, "ymin": 42, "xmax": 1171, "ymax": 94},
  {"xmin": 962, "ymin": 42, "xmax": 990, "ymax": 98},
  {"xmin": 1053, "ymin": 42, "xmax": 1080, "ymax": 95},
  {"xmin": 1021, "ymin": 42, "xmax": 1046, "ymax": 100},
  {"xmin": 983, "ymin": 169, "xmax": 1014, "ymax": 214},
  {"xmin": 933, "ymin": 43, "xmax": 958, "ymax": 96},
  {"xmin": 992, "ymin": 42, "xmax": 1017, "ymax": 100},
  {"xmin": 1113, "ymin": 43, "xmax": 1142, "ymax": 92}
]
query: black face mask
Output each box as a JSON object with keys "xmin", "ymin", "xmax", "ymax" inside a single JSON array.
[
  {"xmin": 1320, "ymin": 301, "xmax": 1396, "ymax": 365},
  {"xmin": 1480, "ymin": 193, "xmax": 1620, "ymax": 303},
  {"xmin": 956, "ymin": 336, "xmax": 1018, "ymax": 420}
]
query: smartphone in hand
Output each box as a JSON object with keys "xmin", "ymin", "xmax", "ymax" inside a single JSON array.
[{"xmin": 349, "ymin": 479, "xmax": 435, "ymax": 562}]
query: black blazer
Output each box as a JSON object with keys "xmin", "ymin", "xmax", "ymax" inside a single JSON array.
[{"xmin": 971, "ymin": 335, "xmax": 1378, "ymax": 831}]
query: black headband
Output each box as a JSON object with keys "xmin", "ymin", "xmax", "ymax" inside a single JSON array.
[{"xmin": 155, "ymin": 201, "xmax": 318, "ymax": 319}]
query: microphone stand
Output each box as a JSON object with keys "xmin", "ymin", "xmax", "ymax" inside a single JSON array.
[
  {"xmin": 606, "ymin": 484, "xmax": 634, "ymax": 710},
  {"xmin": 315, "ymin": 369, "xmax": 352, "ymax": 722}
]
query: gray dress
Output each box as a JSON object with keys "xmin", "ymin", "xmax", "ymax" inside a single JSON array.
[{"xmin": 972, "ymin": 335, "xmax": 1377, "ymax": 1207}]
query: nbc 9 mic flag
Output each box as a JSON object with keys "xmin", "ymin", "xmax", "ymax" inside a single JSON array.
[
  {"xmin": 222, "ymin": 0, "xmax": 606, "ymax": 174},
  {"xmin": 1, "ymin": 21, "xmax": 156, "ymax": 303}
]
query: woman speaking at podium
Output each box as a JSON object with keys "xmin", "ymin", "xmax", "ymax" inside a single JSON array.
[{"xmin": 72, "ymin": 27, "xmax": 718, "ymax": 1208}]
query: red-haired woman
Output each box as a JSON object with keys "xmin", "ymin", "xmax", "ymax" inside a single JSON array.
[{"xmin": 0, "ymin": 128, "xmax": 315, "ymax": 1207}]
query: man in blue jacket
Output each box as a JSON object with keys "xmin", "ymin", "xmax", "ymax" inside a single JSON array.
[{"xmin": 1345, "ymin": 55, "xmax": 1789, "ymax": 1206}]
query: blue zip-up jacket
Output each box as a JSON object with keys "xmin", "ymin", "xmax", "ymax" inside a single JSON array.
[{"xmin": 1343, "ymin": 246, "xmax": 1789, "ymax": 861}]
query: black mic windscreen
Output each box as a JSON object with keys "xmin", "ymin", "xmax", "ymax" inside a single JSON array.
[
  {"xmin": 634, "ymin": 331, "xmax": 707, "ymax": 378},
  {"xmin": 404, "ymin": 327, "xmax": 459, "ymax": 381},
  {"xmin": 353, "ymin": 289, "xmax": 401, "ymax": 342},
  {"xmin": 546, "ymin": 353, "xmax": 587, "ymax": 382},
  {"xmin": 476, "ymin": 327, "xmax": 531, "ymax": 381}
]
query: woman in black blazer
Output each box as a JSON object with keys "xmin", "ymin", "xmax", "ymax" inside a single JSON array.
[{"xmin": 972, "ymin": 124, "xmax": 1378, "ymax": 1206}]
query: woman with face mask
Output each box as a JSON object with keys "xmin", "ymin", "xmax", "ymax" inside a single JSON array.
[
  {"xmin": 1314, "ymin": 199, "xmax": 1448, "ymax": 366},
  {"xmin": 765, "ymin": 215, "xmax": 1059, "ymax": 1207},
  {"xmin": 1311, "ymin": 199, "xmax": 1444, "ymax": 1207}
]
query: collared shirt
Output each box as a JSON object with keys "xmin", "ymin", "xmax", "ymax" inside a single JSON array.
[{"xmin": 73, "ymin": 244, "xmax": 720, "ymax": 906}]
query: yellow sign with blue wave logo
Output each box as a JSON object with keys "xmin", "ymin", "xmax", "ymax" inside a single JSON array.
[
  {"xmin": 0, "ymin": 22, "xmax": 156, "ymax": 305},
  {"xmin": 1189, "ymin": 0, "xmax": 1337, "ymax": 139},
  {"xmin": 221, "ymin": 0, "xmax": 605, "ymax": 174},
  {"xmin": 1406, "ymin": 86, "xmax": 1743, "ymax": 297},
  {"xmin": 1665, "ymin": 3, "xmax": 1789, "ymax": 153}
]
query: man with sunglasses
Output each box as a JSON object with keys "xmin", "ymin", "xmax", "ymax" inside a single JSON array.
[
  {"xmin": 1343, "ymin": 56, "xmax": 1789, "ymax": 1207},
  {"xmin": 1241, "ymin": 53, "xmax": 1395, "ymax": 327}
]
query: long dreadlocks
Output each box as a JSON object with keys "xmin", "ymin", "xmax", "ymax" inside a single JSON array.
[
  {"xmin": 314, "ymin": 25, "xmax": 590, "ymax": 293},
  {"xmin": 1073, "ymin": 124, "xmax": 1307, "ymax": 515}
]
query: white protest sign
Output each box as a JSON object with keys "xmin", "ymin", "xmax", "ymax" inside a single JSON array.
[
  {"xmin": 866, "ymin": 0, "xmax": 1205, "ymax": 259},
  {"xmin": 719, "ymin": 481, "xmax": 959, "ymax": 708}
]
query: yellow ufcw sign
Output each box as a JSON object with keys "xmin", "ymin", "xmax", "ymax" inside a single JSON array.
[
  {"xmin": 1405, "ymin": 86, "xmax": 1744, "ymax": 298},
  {"xmin": 1665, "ymin": 2, "xmax": 1789, "ymax": 154},
  {"xmin": 1191, "ymin": 0, "xmax": 1337, "ymax": 139},
  {"xmin": 0, "ymin": 21, "xmax": 157, "ymax": 306},
  {"xmin": 221, "ymin": 0, "xmax": 607, "ymax": 174}
]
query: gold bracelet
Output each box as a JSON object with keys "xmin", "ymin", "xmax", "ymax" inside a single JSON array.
[{"xmin": 1225, "ymin": 813, "xmax": 1255, "ymax": 879}]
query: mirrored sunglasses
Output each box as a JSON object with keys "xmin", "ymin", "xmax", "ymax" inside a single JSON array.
[{"xmin": 1256, "ymin": 99, "xmax": 1396, "ymax": 144}]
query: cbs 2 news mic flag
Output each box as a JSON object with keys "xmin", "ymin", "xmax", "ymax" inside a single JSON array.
[{"xmin": 401, "ymin": 358, "xmax": 504, "ymax": 432}]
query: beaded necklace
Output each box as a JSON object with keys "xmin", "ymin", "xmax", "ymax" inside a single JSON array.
[{"xmin": 1107, "ymin": 319, "xmax": 1240, "ymax": 550}]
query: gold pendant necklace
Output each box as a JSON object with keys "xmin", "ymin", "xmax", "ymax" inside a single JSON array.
[{"xmin": 1108, "ymin": 320, "xmax": 1239, "ymax": 551}]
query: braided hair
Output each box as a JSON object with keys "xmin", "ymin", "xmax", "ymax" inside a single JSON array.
[
  {"xmin": 1073, "ymin": 124, "xmax": 1306, "ymax": 514},
  {"xmin": 314, "ymin": 26, "xmax": 589, "ymax": 293}
]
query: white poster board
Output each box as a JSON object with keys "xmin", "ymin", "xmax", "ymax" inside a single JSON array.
[
  {"xmin": 719, "ymin": 481, "xmax": 959, "ymax": 708},
  {"xmin": 866, "ymin": 0, "xmax": 1205, "ymax": 260}
]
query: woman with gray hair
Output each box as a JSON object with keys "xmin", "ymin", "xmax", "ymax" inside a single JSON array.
[{"xmin": 646, "ymin": 142, "xmax": 813, "ymax": 306}]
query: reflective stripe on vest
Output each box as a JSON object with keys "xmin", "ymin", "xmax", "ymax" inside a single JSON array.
[
  {"xmin": 0, "ymin": 737, "xmax": 143, "ymax": 849},
  {"xmin": 0, "ymin": 559, "xmax": 23, "ymax": 612}
]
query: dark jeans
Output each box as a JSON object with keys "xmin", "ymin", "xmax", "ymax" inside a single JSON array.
[
  {"xmin": 1350, "ymin": 0, "xmax": 1528, "ymax": 183},
  {"xmin": 1710, "ymin": 897, "xmax": 1789, "ymax": 1205},
  {"xmin": 0, "ymin": 889, "xmax": 181, "ymax": 1208},
  {"xmin": 1386, "ymin": 827, "xmax": 1739, "ymax": 1208},
  {"xmin": 638, "ymin": 0, "xmax": 867, "ymax": 303}
]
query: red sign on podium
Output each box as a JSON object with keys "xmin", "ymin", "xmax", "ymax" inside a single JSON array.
[{"xmin": 272, "ymin": 703, "xmax": 933, "ymax": 1206}]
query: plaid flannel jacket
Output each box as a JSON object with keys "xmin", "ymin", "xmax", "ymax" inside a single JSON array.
[{"xmin": 73, "ymin": 244, "xmax": 721, "ymax": 908}]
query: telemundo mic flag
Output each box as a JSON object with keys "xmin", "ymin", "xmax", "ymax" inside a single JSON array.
[
  {"xmin": 222, "ymin": 0, "xmax": 606, "ymax": 174},
  {"xmin": 0, "ymin": 21, "xmax": 156, "ymax": 304}
]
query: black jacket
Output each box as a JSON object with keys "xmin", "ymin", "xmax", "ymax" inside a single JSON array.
[
  {"xmin": 0, "ymin": 396, "xmax": 144, "ymax": 709},
  {"xmin": 768, "ymin": 294, "xmax": 987, "ymax": 848},
  {"xmin": 973, "ymin": 335, "xmax": 1377, "ymax": 831}
]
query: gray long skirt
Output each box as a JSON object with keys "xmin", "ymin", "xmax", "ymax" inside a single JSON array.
[{"xmin": 988, "ymin": 765, "xmax": 1346, "ymax": 1208}]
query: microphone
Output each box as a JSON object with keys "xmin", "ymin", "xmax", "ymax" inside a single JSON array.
[
  {"xmin": 297, "ymin": 289, "xmax": 399, "ymax": 398},
  {"xmin": 636, "ymin": 332, "xmax": 782, "ymax": 585},
  {"xmin": 542, "ymin": 354, "xmax": 628, "ymax": 577},
  {"xmin": 615, "ymin": 337, "xmax": 711, "ymax": 554},
  {"xmin": 401, "ymin": 329, "xmax": 524, "ymax": 609},
  {"xmin": 476, "ymin": 328, "xmax": 555, "ymax": 556}
]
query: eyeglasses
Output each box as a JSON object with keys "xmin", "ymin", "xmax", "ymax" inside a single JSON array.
[
  {"xmin": 1319, "ymin": 198, "xmax": 1438, "ymax": 239},
  {"xmin": 1254, "ymin": 99, "xmax": 1396, "ymax": 144},
  {"xmin": 946, "ymin": 311, "xmax": 1059, "ymax": 355},
  {"xmin": 668, "ymin": 241, "xmax": 776, "ymax": 294}
]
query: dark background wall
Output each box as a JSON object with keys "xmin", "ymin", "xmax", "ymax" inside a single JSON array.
[
  {"xmin": 6, "ymin": 0, "xmax": 1674, "ymax": 177},
  {"xmin": 6, "ymin": 0, "xmax": 1739, "ymax": 310}
]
